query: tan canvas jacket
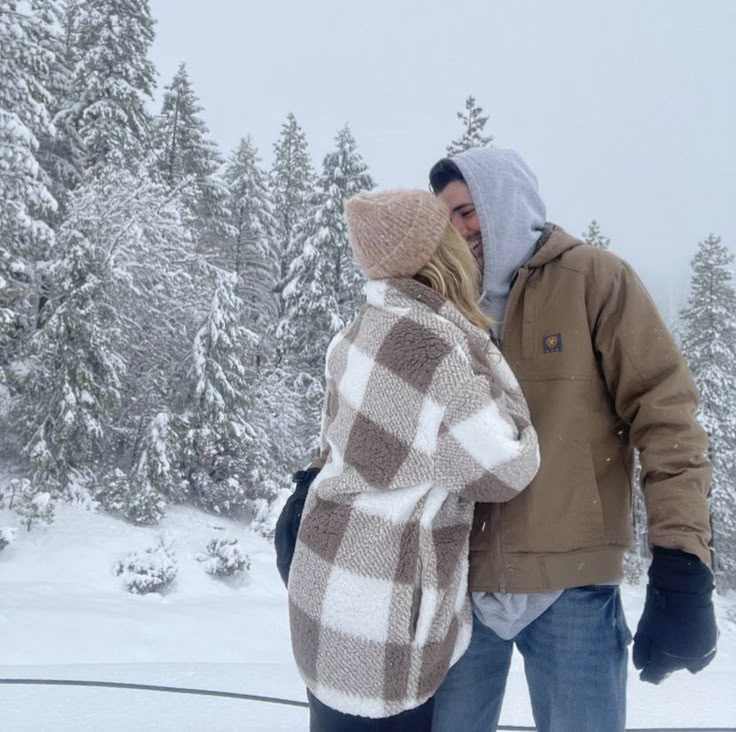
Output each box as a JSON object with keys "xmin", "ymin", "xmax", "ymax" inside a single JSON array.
[{"xmin": 469, "ymin": 224, "xmax": 712, "ymax": 593}]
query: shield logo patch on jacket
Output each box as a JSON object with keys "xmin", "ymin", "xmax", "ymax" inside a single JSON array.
[{"xmin": 543, "ymin": 333, "xmax": 563, "ymax": 353}]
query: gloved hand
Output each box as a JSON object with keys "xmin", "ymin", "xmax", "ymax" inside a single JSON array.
[
  {"xmin": 274, "ymin": 468, "xmax": 321, "ymax": 587},
  {"xmin": 633, "ymin": 547, "xmax": 718, "ymax": 684}
]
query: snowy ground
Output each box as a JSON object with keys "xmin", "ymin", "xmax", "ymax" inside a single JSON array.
[{"xmin": 0, "ymin": 502, "xmax": 734, "ymax": 731}]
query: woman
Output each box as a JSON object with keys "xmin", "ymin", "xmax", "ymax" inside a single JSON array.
[{"xmin": 288, "ymin": 190, "xmax": 539, "ymax": 731}]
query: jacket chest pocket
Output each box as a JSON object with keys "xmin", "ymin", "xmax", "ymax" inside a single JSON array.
[{"xmin": 510, "ymin": 289, "xmax": 595, "ymax": 382}]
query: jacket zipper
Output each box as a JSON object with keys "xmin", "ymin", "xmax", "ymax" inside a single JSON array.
[
  {"xmin": 500, "ymin": 266, "xmax": 528, "ymax": 346},
  {"xmin": 493, "ymin": 503, "xmax": 506, "ymax": 593},
  {"xmin": 496, "ymin": 267, "xmax": 530, "ymax": 593}
]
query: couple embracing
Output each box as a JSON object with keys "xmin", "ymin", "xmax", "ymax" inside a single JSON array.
[{"xmin": 277, "ymin": 147, "xmax": 717, "ymax": 732}]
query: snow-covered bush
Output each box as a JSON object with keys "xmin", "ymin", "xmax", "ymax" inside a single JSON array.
[
  {"xmin": 97, "ymin": 469, "xmax": 166, "ymax": 526},
  {"xmin": 197, "ymin": 537, "xmax": 250, "ymax": 578},
  {"xmin": 0, "ymin": 527, "xmax": 17, "ymax": 553},
  {"xmin": 115, "ymin": 538, "xmax": 177, "ymax": 594},
  {"xmin": 13, "ymin": 479, "xmax": 55, "ymax": 531}
]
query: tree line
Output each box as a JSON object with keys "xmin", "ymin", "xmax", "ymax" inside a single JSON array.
[{"xmin": 1, "ymin": 1, "xmax": 733, "ymax": 588}]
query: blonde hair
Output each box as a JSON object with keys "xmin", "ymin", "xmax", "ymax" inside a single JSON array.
[{"xmin": 415, "ymin": 223, "xmax": 494, "ymax": 332}]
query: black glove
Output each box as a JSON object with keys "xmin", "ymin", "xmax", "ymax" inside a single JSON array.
[
  {"xmin": 274, "ymin": 468, "xmax": 321, "ymax": 587},
  {"xmin": 633, "ymin": 547, "xmax": 717, "ymax": 684}
]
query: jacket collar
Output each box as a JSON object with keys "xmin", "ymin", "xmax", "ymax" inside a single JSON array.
[
  {"xmin": 365, "ymin": 278, "xmax": 492, "ymax": 355},
  {"xmin": 527, "ymin": 223, "xmax": 583, "ymax": 269}
]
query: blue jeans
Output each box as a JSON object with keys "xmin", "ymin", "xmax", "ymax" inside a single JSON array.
[{"xmin": 432, "ymin": 585, "xmax": 631, "ymax": 732}]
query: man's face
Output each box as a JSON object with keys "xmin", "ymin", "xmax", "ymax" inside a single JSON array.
[{"xmin": 437, "ymin": 180, "xmax": 484, "ymax": 270}]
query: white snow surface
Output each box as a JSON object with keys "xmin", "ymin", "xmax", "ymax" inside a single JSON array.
[{"xmin": 0, "ymin": 502, "xmax": 734, "ymax": 731}]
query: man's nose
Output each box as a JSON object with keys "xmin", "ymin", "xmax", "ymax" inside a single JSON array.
[{"xmin": 458, "ymin": 219, "xmax": 473, "ymax": 237}]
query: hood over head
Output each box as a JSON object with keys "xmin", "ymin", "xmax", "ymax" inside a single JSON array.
[{"xmin": 451, "ymin": 147, "xmax": 546, "ymax": 323}]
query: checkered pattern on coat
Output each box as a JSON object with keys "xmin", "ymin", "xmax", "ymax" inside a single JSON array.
[{"xmin": 288, "ymin": 277, "xmax": 539, "ymax": 719}]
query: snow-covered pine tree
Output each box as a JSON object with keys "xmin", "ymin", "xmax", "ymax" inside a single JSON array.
[
  {"xmin": 60, "ymin": 0, "xmax": 156, "ymax": 176},
  {"xmin": 15, "ymin": 168, "xmax": 194, "ymax": 506},
  {"xmin": 126, "ymin": 411, "xmax": 173, "ymax": 524},
  {"xmin": 16, "ymin": 177, "xmax": 127, "ymax": 493},
  {"xmin": 271, "ymin": 113, "xmax": 315, "ymax": 316},
  {"xmin": 582, "ymin": 219, "xmax": 611, "ymax": 249},
  {"xmin": 23, "ymin": 0, "xmax": 75, "ymax": 219},
  {"xmin": 262, "ymin": 116, "xmax": 317, "ymax": 480},
  {"xmin": 223, "ymin": 131, "xmax": 309, "ymax": 498},
  {"xmin": 39, "ymin": 0, "xmax": 87, "ymax": 208},
  {"xmin": 680, "ymin": 234, "xmax": 736, "ymax": 589},
  {"xmin": 280, "ymin": 125, "xmax": 374, "ymax": 453},
  {"xmin": 222, "ymin": 137, "xmax": 281, "ymax": 492},
  {"xmin": 224, "ymin": 136, "xmax": 279, "ymax": 342},
  {"xmin": 446, "ymin": 95, "xmax": 494, "ymax": 155},
  {"xmin": 0, "ymin": 1, "xmax": 58, "ymax": 372},
  {"xmin": 245, "ymin": 360, "xmax": 303, "ymax": 482},
  {"xmin": 181, "ymin": 269, "xmax": 264, "ymax": 516},
  {"xmin": 152, "ymin": 63, "xmax": 231, "ymax": 262}
]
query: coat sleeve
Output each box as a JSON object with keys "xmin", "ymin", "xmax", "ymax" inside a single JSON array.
[
  {"xmin": 435, "ymin": 367, "xmax": 540, "ymax": 503},
  {"xmin": 589, "ymin": 254, "xmax": 712, "ymax": 565}
]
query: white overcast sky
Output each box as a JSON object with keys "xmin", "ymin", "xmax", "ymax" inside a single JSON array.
[{"xmin": 149, "ymin": 0, "xmax": 735, "ymax": 315}]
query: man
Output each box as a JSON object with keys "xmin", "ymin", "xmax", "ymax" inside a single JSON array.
[{"xmin": 428, "ymin": 147, "xmax": 717, "ymax": 732}]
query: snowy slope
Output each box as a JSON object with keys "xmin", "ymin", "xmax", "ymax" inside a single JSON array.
[{"xmin": 0, "ymin": 503, "xmax": 734, "ymax": 731}]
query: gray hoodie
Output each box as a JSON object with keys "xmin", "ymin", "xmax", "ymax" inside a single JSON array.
[
  {"xmin": 452, "ymin": 147, "xmax": 546, "ymax": 330},
  {"xmin": 451, "ymin": 147, "xmax": 558, "ymax": 635}
]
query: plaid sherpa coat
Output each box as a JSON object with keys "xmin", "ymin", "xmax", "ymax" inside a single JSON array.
[{"xmin": 288, "ymin": 277, "xmax": 539, "ymax": 718}]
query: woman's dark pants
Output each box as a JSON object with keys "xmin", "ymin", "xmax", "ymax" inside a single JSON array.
[{"xmin": 307, "ymin": 690, "xmax": 434, "ymax": 731}]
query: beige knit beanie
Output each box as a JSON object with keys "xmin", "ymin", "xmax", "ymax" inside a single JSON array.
[{"xmin": 345, "ymin": 190, "xmax": 450, "ymax": 279}]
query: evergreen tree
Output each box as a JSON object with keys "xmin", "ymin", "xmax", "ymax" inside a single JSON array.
[
  {"xmin": 181, "ymin": 270, "xmax": 263, "ymax": 515},
  {"xmin": 152, "ymin": 62, "xmax": 231, "ymax": 260},
  {"xmin": 60, "ymin": 0, "xmax": 156, "ymax": 176},
  {"xmin": 247, "ymin": 362, "xmax": 303, "ymax": 477},
  {"xmin": 446, "ymin": 95, "xmax": 494, "ymax": 155},
  {"xmin": 89, "ymin": 169, "xmax": 205, "ymax": 497},
  {"xmin": 282, "ymin": 125, "xmax": 374, "ymax": 377},
  {"xmin": 42, "ymin": 0, "xmax": 85, "ymax": 205},
  {"xmin": 224, "ymin": 136, "xmax": 279, "ymax": 338},
  {"xmin": 0, "ymin": 1, "xmax": 58, "ymax": 370},
  {"xmin": 271, "ymin": 113, "xmax": 315, "ymax": 314},
  {"xmin": 29, "ymin": 0, "xmax": 75, "ymax": 215},
  {"xmin": 582, "ymin": 219, "xmax": 611, "ymax": 249},
  {"xmin": 280, "ymin": 125, "xmax": 374, "ymax": 451},
  {"xmin": 126, "ymin": 411, "xmax": 173, "ymax": 524},
  {"xmin": 680, "ymin": 234, "xmax": 736, "ymax": 589},
  {"xmin": 17, "ymin": 178, "xmax": 127, "ymax": 491},
  {"xmin": 15, "ymin": 168, "xmax": 194, "ymax": 502}
]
